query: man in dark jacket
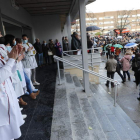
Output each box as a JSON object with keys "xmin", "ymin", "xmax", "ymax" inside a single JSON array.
[
  {"xmin": 34, "ymin": 38, "xmax": 43, "ymax": 67},
  {"xmin": 71, "ymin": 32, "xmax": 81, "ymax": 55},
  {"xmin": 132, "ymin": 53, "xmax": 140, "ymax": 100}
]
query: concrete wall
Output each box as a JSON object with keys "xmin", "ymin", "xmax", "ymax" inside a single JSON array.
[
  {"xmin": 0, "ymin": 0, "xmax": 32, "ymax": 27},
  {"xmin": 32, "ymin": 15, "xmax": 62, "ymax": 44}
]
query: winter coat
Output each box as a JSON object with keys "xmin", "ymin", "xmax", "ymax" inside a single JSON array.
[
  {"xmin": 71, "ymin": 35, "xmax": 81, "ymax": 50},
  {"xmin": 48, "ymin": 43, "xmax": 56, "ymax": 55},
  {"xmin": 120, "ymin": 55, "xmax": 131, "ymax": 71},
  {"xmin": 55, "ymin": 42, "xmax": 62, "ymax": 56},
  {"xmin": 63, "ymin": 40, "xmax": 68, "ymax": 51},
  {"xmin": 42, "ymin": 44, "xmax": 49, "ymax": 57},
  {"xmin": 106, "ymin": 58, "xmax": 117, "ymax": 72},
  {"xmin": 132, "ymin": 56, "xmax": 140, "ymax": 86}
]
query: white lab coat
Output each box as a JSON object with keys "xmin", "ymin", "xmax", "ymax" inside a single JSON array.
[
  {"xmin": 22, "ymin": 43, "xmax": 38, "ymax": 69},
  {"xmin": 0, "ymin": 58, "xmax": 24, "ymax": 140},
  {"xmin": 0, "ymin": 45, "xmax": 25, "ymax": 98}
]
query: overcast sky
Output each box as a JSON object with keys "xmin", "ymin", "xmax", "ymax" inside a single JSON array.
[{"xmin": 86, "ymin": 0, "xmax": 140, "ymax": 13}]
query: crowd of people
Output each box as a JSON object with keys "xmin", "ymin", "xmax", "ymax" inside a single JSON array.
[
  {"xmin": 34, "ymin": 38, "xmax": 62, "ymax": 66},
  {"xmin": 0, "ymin": 32, "xmax": 63, "ymax": 140},
  {"xmin": 70, "ymin": 31, "xmax": 140, "ymax": 101}
]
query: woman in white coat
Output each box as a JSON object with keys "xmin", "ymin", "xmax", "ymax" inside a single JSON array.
[{"xmin": 0, "ymin": 45, "xmax": 24, "ymax": 140}]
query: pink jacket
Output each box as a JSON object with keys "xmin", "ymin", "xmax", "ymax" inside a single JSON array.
[{"xmin": 120, "ymin": 55, "xmax": 131, "ymax": 71}]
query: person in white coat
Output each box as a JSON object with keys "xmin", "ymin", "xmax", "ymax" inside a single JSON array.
[
  {"xmin": 0, "ymin": 45, "xmax": 24, "ymax": 140},
  {"xmin": 22, "ymin": 34, "xmax": 40, "ymax": 86},
  {"xmin": 4, "ymin": 35, "xmax": 26, "ymax": 105}
]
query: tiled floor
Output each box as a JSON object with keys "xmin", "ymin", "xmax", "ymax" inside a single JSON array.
[{"xmin": 17, "ymin": 64, "xmax": 57, "ymax": 140}]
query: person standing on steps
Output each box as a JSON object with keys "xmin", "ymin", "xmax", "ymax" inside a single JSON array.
[{"xmin": 105, "ymin": 55, "xmax": 117, "ymax": 88}]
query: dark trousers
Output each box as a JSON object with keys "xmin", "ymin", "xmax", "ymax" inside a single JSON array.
[
  {"xmin": 123, "ymin": 71, "xmax": 130, "ymax": 80},
  {"xmin": 106, "ymin": 72, "xmax": 115, "ymax": 86},
  {"xmin": 45, "ymin": 56, "xmax": 50, "ymax": 64},
  {"xmin": 111, "ymin": 52, "xmax": 114, "ymax": 55},
  {"xmin": 50, "ymin": 55, "xmax": 54, "ymax": 63},
  {"xmin": 117, "ymin": 70, "xmax": 124, "ymax": 81},
  {"xmin": 106, "ymin": 53, "xmax": 110, "ymax": 59}
]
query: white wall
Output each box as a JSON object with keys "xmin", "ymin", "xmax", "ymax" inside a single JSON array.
[
  {"xmin": 62, "ymin": 24, "xmax": 68, "ymax": 38},
  {"xmin": 32, "ymin": 15, "xmax": 62, "ymax": 44},
  {"xmin": 0, "ymin": 0, "xmax": 32, "ymax": 27}
]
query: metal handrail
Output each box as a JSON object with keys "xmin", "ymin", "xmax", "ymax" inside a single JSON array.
[
  {"xmin": 63, "ymin": 52, "xmax": 100, "ymax": 69},
  {"xmin": 54, "ymin": 55, "xmax": 118, "ymax": 106},
  {"xmin": 63, "ymin": 47, "xmax": 102, "ymax": 53}
]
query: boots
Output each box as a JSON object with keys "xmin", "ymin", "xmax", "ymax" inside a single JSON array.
[
  {"xmin": 19, "ymin": 98, "xmax": 27, "ymax": 106},
  {"xmin": 30, "ymin": 90, "xmax": 40, "ymax": 99}
]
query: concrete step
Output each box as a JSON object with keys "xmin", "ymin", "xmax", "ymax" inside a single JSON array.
[
  {"xmin": 99, "ymin": 84, "xmax": 140, "ymax": 138},
  {"xmin": 51, "ymin": 71, "xmax": 73, "ymax": 140},
  {"xmin": 65, "ymin": 73, "xmax": 92, "ymax": 140},
  {"xmin": 92, "ymin": 84, "xmax": 140, "ymax": 140},
  {"xmin": 72, "ymin": 76, "xmax": 107, "ymax": 140},
  {"xmin": 79, "ymin": 79, "xmax": 133, "ymax": 140}
]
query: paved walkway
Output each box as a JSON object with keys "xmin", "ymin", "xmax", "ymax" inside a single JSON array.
[
  {"xmin": 17, "ymin": 64, "xmax": 57, "ymax": 140},
  {"xmin": 99, "ymin": 55, "xmax": 140, "ymax": 128}
]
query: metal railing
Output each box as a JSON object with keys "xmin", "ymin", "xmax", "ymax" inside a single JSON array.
[
  {"xmin": 63, "ymin": 52, "xmax": 101, "ymax": 70},
  {"xmin": 54, "ymin": 55, "xmax": 119, "ymax": 106},
  {"xmin": 63, "ymin": 47, "xmax": 102, "ymax": 53}
]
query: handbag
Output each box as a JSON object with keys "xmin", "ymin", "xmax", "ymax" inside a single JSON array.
[{"xmin": 48, "ymin": 50, "xmax": 53, "ymax": 56}]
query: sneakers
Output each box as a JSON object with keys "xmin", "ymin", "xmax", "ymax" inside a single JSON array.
[
  {"xmin": 20, "ymin": 108, "xmax": 23, "ymax": 111},
  {"xmin": 33, "ymin": 89, "xmax": 38, "ymax": 92},
  {"xmin": 19, "ymin": 98, "xmax": 27, "ymax": 106},
  {"xmin": 33, "ymin": 81, "xmax": 40, "ymax": 86},
  {"xmin": 22, "ymin": 114, "xmax": 27, "ymax": 120}
]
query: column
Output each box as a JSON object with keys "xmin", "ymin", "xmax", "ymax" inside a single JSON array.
[
  {"xmin": 78, "ymin": 0, "xmax": 90, "ymax": 95},
  {"xmin": 67, "ymin": 14, "xmax": 71, "ymax": 51},
  {"xmin": 0, "ymin": 9, "xmax": 4, "ymax": 36}
]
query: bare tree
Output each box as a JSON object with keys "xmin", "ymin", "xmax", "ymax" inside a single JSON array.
[{"xmin": 114, "ymin": 10, "xmax": 133, "ymax": 35}]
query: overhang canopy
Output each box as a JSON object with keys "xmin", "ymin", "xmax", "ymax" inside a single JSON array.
[{"xmin": 15, "ymin": 0, "xmax": 95, "ymax": 29}]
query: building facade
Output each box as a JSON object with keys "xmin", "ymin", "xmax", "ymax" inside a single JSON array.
[{"xmin": 71, "ymin": 9, "xmax": 140, "ymax": 35}]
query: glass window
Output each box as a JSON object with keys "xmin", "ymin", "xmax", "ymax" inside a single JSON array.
[
  {"xmin": 99, "ymin": 17, "xmax": 103, "ymax": 20},
  {"xmin": 104, "ymin": 16, "xmax": 114, "ymax": 19},
  {"xmin": 132, "ymin": 15, "xmax": 137, "ymax": 17},
  {"xmin": 99, "ymin": 22, "xmax": 103, "ymax": 25},
  {"xmin": 137, "ymin": 14, "xmax": 140, "ymax": 17}
]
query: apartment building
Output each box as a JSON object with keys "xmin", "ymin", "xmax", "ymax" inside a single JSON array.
[{"xmin": 71, "ymin": 9, "xmax": 140, "ymax": 35}]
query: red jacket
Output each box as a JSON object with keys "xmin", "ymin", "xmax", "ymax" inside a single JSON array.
[{"xmin": 111, "ymin": 46, "xmax": 115, "ymax": 52}]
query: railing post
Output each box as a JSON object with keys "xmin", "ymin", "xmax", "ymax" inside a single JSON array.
[
  {"xmin": 57, "ymin": 60, "xmax": 61, "ymax": 85},
  {"xmin": 91, "ymin": 51, "xmax": 93, "ymax": 71},
  {"xmin": 114, "ymin": 84, "xmax": 117, "ymax": 107}
]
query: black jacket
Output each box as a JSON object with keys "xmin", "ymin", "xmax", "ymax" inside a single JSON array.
[
  {"xmin": 34, "ymin": 42, "xmax": 43, "ymax": 54},
  {"xmin": 71, "ymin": 35, "xmax": 81, "ymax": 50},
  {"xmin": 132, "ymin": 56, "xmax": 140, "ymax": 86},
  {"xmin": 42, "ymin": 44, "xmax": 49, "ymax": 56}
]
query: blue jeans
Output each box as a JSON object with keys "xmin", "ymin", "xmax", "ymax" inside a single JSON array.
[
  {"xmin": 38, "ymin": 53, "xmax": 43, "ymax": 66},
  {"xmin": 24, "ymin": 72, "xmax": 32, "ymax": 94}
]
